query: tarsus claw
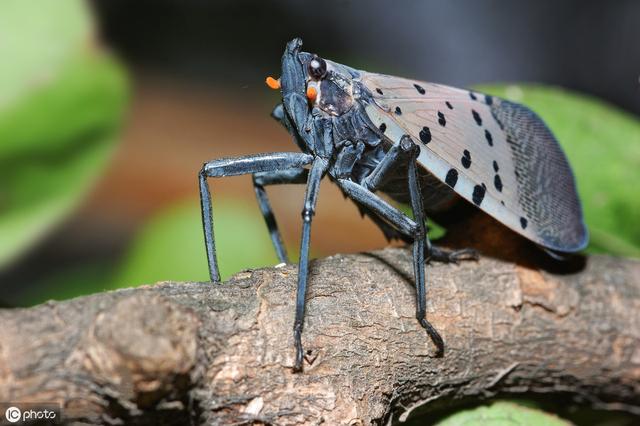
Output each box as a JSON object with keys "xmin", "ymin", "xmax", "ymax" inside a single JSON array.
[
  {"xmin": 420, "ymin": 318, "xmax": 444, "ymax": 357},
  {"xmin": 428, "ymin": 247, "xmax": 480, "ymax": 264}
]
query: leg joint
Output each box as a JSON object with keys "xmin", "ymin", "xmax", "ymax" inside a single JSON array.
[
  {"xmin": 399, "ymin": 135, "xmax": 420, "ymax": 156},
  {"xmin": 252, "ymin": 173, "xmax": 264, "ymax": 186},
  {"xmin": 361, "ymin": 179, "xmax": 375, "ymax": 192},
  {"xmin": 301, "ymin": 207, "xmax": 314, "ymax": 223}
]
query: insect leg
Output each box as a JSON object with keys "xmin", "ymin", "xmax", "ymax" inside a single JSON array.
[
  {"xmin": 199, "ymin": 152, "xmax": 313, "ymax": 281},
  {"xmin": 356, "ymin": 140, "xmax": 418, "ymax": 242},
  {"xmin": 361, "ymin": 142, "xmax": 407, "ymax": 191},
  {"xmin": 406, "ymin": 141, "xmax": 445, "ymax": 356},
  {"xmin": 338, "ymin": 179, "xmax": 416, "ymax": 236},
  {"xmin": 351, "ymin": 200, "xmax": 410, "ymax": 243},
  {"xmin": 426, "ymin": 243, "xmax": 479, "ymax": 264},
  {"xmin": 361, "ymin": 140, "xmax": 478, "ymax": 264},
  {"xmin": 252, "ymin": 168, "xmax": 309, "ymax": 263},
  {"xmin": 293, "ymin": 157, "xmax": 328, "ymax": 372},
  {"xmin": 336, "ymin": 140, "xmax": 445, "ymax": 355},
  {"xmin": 356, "ymin": 194, "xmax": 478, "ymax": 263}
]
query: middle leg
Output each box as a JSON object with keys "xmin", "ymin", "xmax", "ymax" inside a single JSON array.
[
  {"xmin": 293, "ymin": 157, "xmax": 328, "ymax": 371},
  {"xmin": 252, "ymin": 168, "xmax": 309, "ymax": 264}
]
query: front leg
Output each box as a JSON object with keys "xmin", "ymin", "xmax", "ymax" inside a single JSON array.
[
  {"xmin": 293, "ymin": 157, "xmax": 328, "ymax": 371},
  {"xmin": 199, "ymin": 152, "xmax": 313, "ymax": 282}
]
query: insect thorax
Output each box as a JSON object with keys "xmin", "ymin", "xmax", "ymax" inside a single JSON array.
[{"xmin": 327, "ymin": 101, "xmax": 460, "ymax": 216}]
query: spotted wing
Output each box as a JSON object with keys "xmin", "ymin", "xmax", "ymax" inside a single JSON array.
[{"xmin": 358, "ymin": 72, "xmax": 588, "ymax": 252}]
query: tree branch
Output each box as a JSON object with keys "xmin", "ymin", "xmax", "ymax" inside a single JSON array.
[{"xmin": 1, "ymin": 241, "xmax": 639, "ymax": 424}]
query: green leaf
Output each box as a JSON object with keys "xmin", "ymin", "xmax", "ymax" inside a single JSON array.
[
  {"xmin": 112, "ymin": 199, "xmax": 281, "ymax": 288},
  {"xmin": 434, "ymin": 401, "xmax": 572, "ymax": 426},
  {"xmin": 0, "ymin": 0, "xmax": 128, "ymax": 269},
  {"xmin": 0, "ymin": 0, "xmax": 91, "ymax": 112},
  {"xmin": 398, "ymin": 203, "xmax": 447, "ymax": 240},
  {"xmin": 476, "ymin": 84, "xmax": 640, "ymax": 257}
]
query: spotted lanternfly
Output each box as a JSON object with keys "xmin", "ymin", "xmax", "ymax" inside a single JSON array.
[{"xmin": 199, "ymin": 38, "xmax": 588, "ymax": 371}]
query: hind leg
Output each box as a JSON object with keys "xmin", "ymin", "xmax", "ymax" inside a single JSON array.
[
  {"xmin": 357, "ymin": 143, "xmax": 479, "ymax": 264},
  {"xmin": 353, "ymin": 201, "xmax": 478, "ymax": 264},
  {"xmin": 427, "ymin": 244, "xmax": 479, "ymax": 264},
  {"xmin": 337, "ymin": 136, "xmax": 445, "ymax": 356}
]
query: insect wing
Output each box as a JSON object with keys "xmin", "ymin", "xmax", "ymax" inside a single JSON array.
[{"xmin": 359, "ymin": 72, "xmax": 587, "ymax": 252}]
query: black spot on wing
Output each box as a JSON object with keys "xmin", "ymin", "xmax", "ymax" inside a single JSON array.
[
  {"xmin": 395, "ymin": 106, "xmax": 402, "ymax": 115},
  {"xmin": 419, "ymin": 126, "xmax": 431, "ymax": 144},
  {"xmin": 461, "ymin": 159, "xmax": 471, "ymax": 169},
  {"xmin": 485, "ymin": 129, "xmax": 493, "ymax": 146},
  {"xmin": 469, "ymin": 92, "xmax": 477, "ymax": 101},
  {"xmin": 414, "ymin": 83, "xmax": 426, "ymax": 95},
  {"xmin": 485, "ymin": 95, "xmax": 493, "ymax": 105},
  {"xmin": 520, "ymin": 217, "xmax": 528, "ymax": 229},
  {"xmin": 494, "ymin": 174, "xmax": 503, "ymax": 192},
  {"xmin": 379, "ymin": 123, "xmax": 387, "ymax": 133},
  {"xmin": 461, "ymin": 150, "xmax": 471, "ymax": 169},
  {"xmin": 376, "ymin": 88, "xmax": 383, "ymax": 95},
  {"xmin": 493, "ymin": 160, "xmax": 499, "ymax": 172},
  {"xmin": 446, "ymin": 101, "xmax": 453, "ymax": 109},
  {"xmin": 472, "ymin": 110, "xmax": 482, "ymax": 126},
  {"xmin": 472, "ymin": 184, "xmax": 486, "ymax": 206},
  {"xmin": 437, "ymin": 111, "xmax": 446, "ymax": 126},
  {"xmin": 445, "ymin": 169, "xmax": 458, "ymax": 188}
]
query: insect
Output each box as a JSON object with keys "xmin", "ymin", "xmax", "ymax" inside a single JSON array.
[{"xmin": 199, "ymin": 38, "xmax": 588, "ymax": 371}]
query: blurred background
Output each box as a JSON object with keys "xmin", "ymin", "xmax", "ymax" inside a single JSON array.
[{"xmin": 1, "ymin": 0, "xmax": 639, "ymax": 308}]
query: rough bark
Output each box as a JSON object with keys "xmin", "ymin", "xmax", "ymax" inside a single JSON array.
[{"xmin": 1, "ymin": 219, "xmax": 639, "ymax": 425}]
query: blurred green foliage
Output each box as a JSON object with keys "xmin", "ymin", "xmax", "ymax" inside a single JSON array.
[
  {"xmin": 113, "ymin": 199, "xmax": 280, "ymax": 286},
  {"xmin": 479, "ymin": 85, "xmax": 640, "ymax": 257},
  {"xmin": 0, "ymin": 0, "xmax": 128, "ymax": 268},
  {"xmin": 20, "ymin": 198, "xmax": 299, "ymax": 304},
  {"xmin": 406, "ymin": 397, "xmax": 636, "ymax": 426},
  {"xmin": 429, "ymin": 401, "xmax": 571, "ymax": 426}
]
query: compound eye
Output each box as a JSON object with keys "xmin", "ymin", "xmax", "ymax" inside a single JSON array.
[{"xmin": 308, "ymin": 55, "xmax": 327, "ymax": 80}]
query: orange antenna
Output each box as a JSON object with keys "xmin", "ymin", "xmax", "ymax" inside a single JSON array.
[
  {"xmin": 265, "ymin": 76, "xmax": 281, "ymax": 90},
  {"xmin": 306, "ymin": 86, "xmax": 317, "ymax": 102}
]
